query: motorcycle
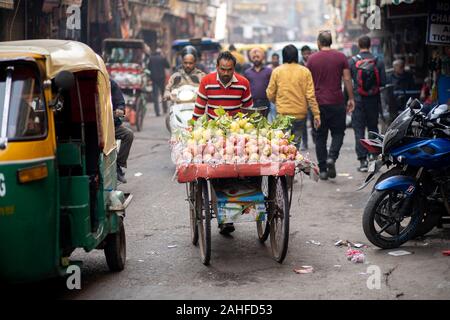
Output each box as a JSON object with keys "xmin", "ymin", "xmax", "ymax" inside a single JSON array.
[
  {"xmin": 165, "ymin": 84, "xmax": 198, "ymax": 133},
  {"xmin": 361, "ymin": 99, "xmax": 450, "ymax": 249}
]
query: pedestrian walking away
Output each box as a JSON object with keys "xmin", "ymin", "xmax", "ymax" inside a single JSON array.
[
  {"xmin": 349, "ymin": 35, "xmax": 386, "ymax": 172},
  {"xmin": 266, "ymin": 44, "xmax": 321, "ymax": 153},
  {"xmin": 148, "ymin": 48, "xmax": 170, "ymax": 116},
  {"xmin": 307, "ymin": 30, "xmax": 355, "ymax": 180}
]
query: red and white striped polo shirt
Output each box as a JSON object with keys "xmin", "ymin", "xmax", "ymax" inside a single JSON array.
[{"xmin": 192, "ymin": 72, "xmax": 254, "ymax": 120}]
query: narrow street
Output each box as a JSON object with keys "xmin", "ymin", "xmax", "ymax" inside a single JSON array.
[{"xmin": 55, "ymin": 110, "xmax": 450, "ymax": 300}]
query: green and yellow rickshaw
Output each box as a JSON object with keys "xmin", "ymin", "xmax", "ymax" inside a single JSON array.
[{"xmin": 0, "ymin": 40, "xmax": 132, "ymax": 283}]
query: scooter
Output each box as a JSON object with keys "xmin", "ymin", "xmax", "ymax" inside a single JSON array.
[
  {"xmin": 361, "ymin": 99, "xmax": 450, "ymax": 249},
  {"xmin": 165, "ymin": 84, "xmax": 198, "ymax": 133}
]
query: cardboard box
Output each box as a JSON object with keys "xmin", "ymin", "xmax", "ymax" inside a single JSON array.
[{"xmin": 215, "ymin": 182, "xmax": 266, "ymax": 224}]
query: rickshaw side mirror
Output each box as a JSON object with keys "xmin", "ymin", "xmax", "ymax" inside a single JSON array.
[{"xmin": 55, "ymin": 71, "xmax": 75, "ymax": 92}]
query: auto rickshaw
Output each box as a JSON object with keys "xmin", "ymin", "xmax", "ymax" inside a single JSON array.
[
  {"xmin": 0, "ymin": 40, "xmax": 132, "ymax": 283},
  {"xmin": 102, "ymin": 38, "xmax": 150, "ymax": 132}
]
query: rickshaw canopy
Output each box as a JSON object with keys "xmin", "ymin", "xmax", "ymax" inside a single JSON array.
[{"xmin": 0, "ymin": 39, "xmax": 116, "ymax": 155}]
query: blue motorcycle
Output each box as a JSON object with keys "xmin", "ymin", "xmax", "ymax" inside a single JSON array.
[{"xmin": 362, "ymin": 100, "xmax": 450, "ymax": 249}]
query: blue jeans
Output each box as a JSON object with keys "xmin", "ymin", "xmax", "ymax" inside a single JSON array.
[{"xmin": 268, "ymin": 102, "xmax": 277, "ymax": 123}]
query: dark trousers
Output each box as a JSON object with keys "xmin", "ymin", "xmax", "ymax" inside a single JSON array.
[
  {"xmin": 115, "ymin": 124, "xmax": 134, "ymax": 168},
  {"xmin": 253, "ymin": 98, "xmax": 270, "ymax": 117},
  {"xmin": 291, "ymin": 119, "xmax": 306, "ymax": 150},
  {"xmin": 315, "ymin": 104, "xmax": 346, "ymax": 172},
  {"xmin": 352, "ymin": 97, "xmax": 380, "ymax": 160},
  {"xmin": 152, "ymin": 79, "xmax": 167, "ymax": 116}
]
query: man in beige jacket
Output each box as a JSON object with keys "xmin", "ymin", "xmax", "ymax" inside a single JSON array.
[{"xmin": 266, "ymin": 44, "xmax": 321, "ymax": 150}]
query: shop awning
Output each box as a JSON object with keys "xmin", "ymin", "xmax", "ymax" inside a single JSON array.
[{"xmin": 0, "ymin": 0, "xmax": 14, "ymax": 10}]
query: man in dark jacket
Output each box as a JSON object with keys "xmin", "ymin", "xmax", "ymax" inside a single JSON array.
[
  {"xmin": 110, "ymin": 79, "xmax": 134, "ymax": 183},
  {"xmin": 148, "ymin": 48, "xmax": 170, "ymax": 116},
  {"xmin": 349, "ymin": 35, "xmax": 386, "ymax": 172}
]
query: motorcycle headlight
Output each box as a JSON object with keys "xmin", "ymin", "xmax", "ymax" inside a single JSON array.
[{"xmin": 177, "ymin": 89, "xmax": 196, "ymax": 102}]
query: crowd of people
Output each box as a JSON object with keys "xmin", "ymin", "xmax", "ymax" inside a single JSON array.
[
  {"xmin": 173, "ymin": 31, "xmax": 388, "ymax": 181},
  {"xmin": 141, "ymin": 31, "xmax": 427, "ymax": 182}
]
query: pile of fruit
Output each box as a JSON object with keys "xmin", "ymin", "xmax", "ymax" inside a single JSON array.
[{"xmin": 171, "ymin": 108, "xmax": 305, "ymax": 165}]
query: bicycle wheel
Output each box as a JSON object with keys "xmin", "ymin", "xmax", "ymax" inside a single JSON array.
[
  {"xmin": 269, "ymin": 176, "xmax": 290, "ymax": 263},
  {"xmin": 188, "ymin": 182, "xmax": 199, "ymax": 245},
  {"xmin": 257, "ymin": 176, "xmax": 270, "ymax": 243},
  {"xmin": 196, "ymin": 179, "xmax": 211, "ymax": 265}
]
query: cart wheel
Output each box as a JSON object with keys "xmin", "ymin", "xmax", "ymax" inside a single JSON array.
[
  {"xmin": 104, "ymin": 217, "xmax": 126, "ymax": 272},
  {"xmin": 189, "ymin": 182, "xmax": 199, "ymax": 245},
  {"xmin": 197, "ymin": 179, "xmax": 211, "ymax": 265},
  {"xmin": 269, "ymin": 176, "xmax": 290, "ymax": 263},
  {"xmin": 257, "ymin": 176, "xmax": 270, "ymax": 243}
]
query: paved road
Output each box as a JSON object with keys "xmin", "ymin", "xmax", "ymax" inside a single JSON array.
[{"xmin": 13, "ymin": 110, "xmax": 450, "ymax": 300}]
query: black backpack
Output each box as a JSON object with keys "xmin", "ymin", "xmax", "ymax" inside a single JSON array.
[{"xmin": 353, "ymin": 54, "xmax": 381, "ymax": 97}]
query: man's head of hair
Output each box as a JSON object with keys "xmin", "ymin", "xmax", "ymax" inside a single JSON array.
[
  {"xmin": 282, "ymin": 44, "xmax": 299, "ymax": 64},
  {"xmin": 229, "ymin": 44, "xmax": 236, "ymax": 51},
  {"xmin": 216, "ymin": 51, "xmax": 236, "ymax": 84},
  {"xmin": 317, "ymin": 31, "xmax": 332, "ymax": 47},
  {"xmin": 250, "ymin": 47, "xmax": 265, "ymax": 66},
  {"xmin": 301, "ymin": 45, "xmax": 311, "ymax": 53},
  {"xmin": 358, "ymin": 35, "xmax": 371, "ymax": 50},
  {"xmin": 217, "ymin": 51, "xmax": 236, "ymax": 67},
  {"xmin": 393, "ymin": 59, "xmax": 406, "ymax": 75},
  {"xmin": 182, "ymin": 54, "xmax": 196, "ymax": 74}
]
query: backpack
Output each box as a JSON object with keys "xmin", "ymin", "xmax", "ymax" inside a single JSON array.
[{"xmin": 353, "ymin": 54, "xmax": 380, "ymax": 97}]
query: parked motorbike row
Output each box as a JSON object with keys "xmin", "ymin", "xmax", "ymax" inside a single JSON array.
[{"xmin": 359, "ymin": 98, "xmax": 450, "ymax": 249}]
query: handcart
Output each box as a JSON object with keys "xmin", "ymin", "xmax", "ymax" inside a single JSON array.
[{"xmin": 177, "ymin": 162, "xmax": 298, "ymax": 265}]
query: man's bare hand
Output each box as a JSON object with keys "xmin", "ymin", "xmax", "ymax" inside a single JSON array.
[
  {"xmin": 115, "ymin": 109, "xmax": 125, "ymax": 117},
  {"xmin": 346, "ymin": 99, "xmax": 355, "ymax": 114},
  {"xmin": 314, "ymin": 117, "xmax": 321, "ymax": 129}
]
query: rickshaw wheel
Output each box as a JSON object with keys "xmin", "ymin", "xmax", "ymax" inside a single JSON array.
[
  {"xmin": 104, "ymin": 217, "xmax": 126, "ymax": 272},
  {"xmin": 269, "ymin": 176, "xmax": 290, "ymax": 263},
  {"xmin": 135, "ymin": 97, "xmax": 145, "ymax": 132},
  {"xmin": 197, "ymin": 179, "xmax": 211, "ymax": 265},
  {"xmin": 257, "ymin": 176, "xmax": 271, "ymax": 243},
  {"xmin": 189, "ymin": 182, "xmax": 199, "ymax": 245}
]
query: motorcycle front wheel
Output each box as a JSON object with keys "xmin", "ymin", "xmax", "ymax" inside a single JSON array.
[{"xmin": 363, "ymin": 189, "xmax": 423, "ymax": 249}]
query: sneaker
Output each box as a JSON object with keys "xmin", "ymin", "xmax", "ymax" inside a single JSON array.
[
  {"xmin": 326, "ymin": 158, "xmax": 336, "ymax": 179},
  {"xmin": 358, "ymin": 160, "xmax": 369, "ymax": 172},
  {"xmin": 117, "ymin": 167, "xmax": 127, "ymax": 184},
  {"xmin": 219, "ymin": 223, "xmax": 235, "ymax": 235},
  {"xmin": 319, "ymin": 171, "xmax": 328, "ymax": 181}
]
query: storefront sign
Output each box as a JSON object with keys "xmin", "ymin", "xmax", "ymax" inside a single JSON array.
[
  {"xmin": 427, "ymin": 0, "xmax": 450, "ymax": 45},
  {"xmin": 0, "ymin": 0, "xmax": 14, "ymax": 10}
]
